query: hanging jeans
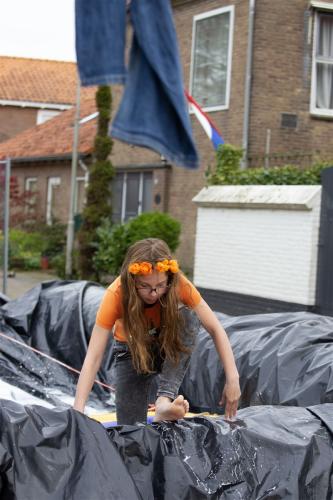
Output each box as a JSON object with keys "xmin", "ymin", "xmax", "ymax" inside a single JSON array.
[{"xmin": 75, "ymin": 0, "xmax": 199, "ymax": 169}]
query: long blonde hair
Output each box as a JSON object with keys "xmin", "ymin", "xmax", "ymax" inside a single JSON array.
[{"xmin": 120, "ymin": 238, "xmax": 189, "ymax": 373}]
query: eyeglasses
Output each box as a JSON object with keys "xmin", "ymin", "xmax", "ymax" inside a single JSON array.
[{"xmin": 136, "ymin": 282, "xmax": 169, "ymax": 294}]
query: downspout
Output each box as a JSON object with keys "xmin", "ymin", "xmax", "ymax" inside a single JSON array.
[
  {"xmin": 79, "ymin": 159, "xmax": 89, "ymax": 188},
  {"xmin": 241, "ymin": 0, "xmax": 256, "ymax": 169}
]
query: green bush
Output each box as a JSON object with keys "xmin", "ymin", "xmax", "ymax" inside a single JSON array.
[
  {"xmin": 93, "ymin": 212, "xmax": 181, "ymax": 278},
  {"xmin": 0, "ymin": 224, "xmax": 66, "ymax": 271},
  {"xmin": 4, "ymin": 229, "xmax": 44, "ymax": 270},
  {"xmin": 206, "ymin": 144, "xmax": 332, "ymax": 185},
  {"xmin": 39, "ymin": 222, "xmax": 66, "ymax": 258},
  {"xmin": 49, "ymin": 254, "xmax": 65, "ymax": 279},
  {"xmin": 93, "ymin": 220, "xmax": 128, "ymax": 279}
]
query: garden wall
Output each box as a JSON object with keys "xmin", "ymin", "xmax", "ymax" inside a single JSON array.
[{"xmin": 193, "ymin": 185, "xmax": 322, "ymax": 314}]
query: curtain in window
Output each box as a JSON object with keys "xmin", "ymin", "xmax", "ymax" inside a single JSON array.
[
  {"xmin": 316, "ymin": 14, "xmax": 333, "ymax": 110},
  {"xmin": 192, "ymin": 13, "xmax": 230, "ymax": 108}
]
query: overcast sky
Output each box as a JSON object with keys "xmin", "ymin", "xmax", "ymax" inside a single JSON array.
[{"xmin": 0, "ymin": 0, "xmax": 76, "ymax": 61}]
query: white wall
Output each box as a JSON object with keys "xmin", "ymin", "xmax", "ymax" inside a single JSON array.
[{"xmin": 193, "ymin": 186, "xmax": 322, "ymax": 306}]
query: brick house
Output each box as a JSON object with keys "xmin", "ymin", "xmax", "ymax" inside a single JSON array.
[
  {"xmin": 0, "ymin": 56, "xmax": 95, "ymax": 142},
  {"xmin": 0, "ymin": 91, "xmax": 171, "ymax": 237},
  {"xmin": 170, "ymin": 0, "xmax": 333, "ymax": 269},
  {"xmin": 1, "ymin": 1, "xmax": 333, "ymax": 272}
]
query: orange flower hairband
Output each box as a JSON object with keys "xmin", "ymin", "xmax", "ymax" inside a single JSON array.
[{"xmin": 128, "ymin": 259, "xmax": 179, "ymax": 275}]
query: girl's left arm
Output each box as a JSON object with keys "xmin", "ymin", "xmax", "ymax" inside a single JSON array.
[{"xmin": 193, "ymin": 299, "xmax": 241, "ymax": 420}]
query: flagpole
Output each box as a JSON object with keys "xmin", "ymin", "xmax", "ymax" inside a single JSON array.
[{"xmin": 65, "ymin": 79, "xmax": 81, "ymax": 278}]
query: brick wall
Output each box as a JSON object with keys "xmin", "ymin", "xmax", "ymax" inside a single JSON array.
[
  {"xmin": 249, "ymin": 0, "xmax": 333, "ymax": 161},
  {"xmin": 10, "ymin": 160, "xmax": 84, "ymax": 225},
  {"xmin": 167, "ymin": 0, "xmax": 248, "ymax": 269},
  {"xmin": 0, "ymin": 107, "xmax": 38, "ymax": 143}
]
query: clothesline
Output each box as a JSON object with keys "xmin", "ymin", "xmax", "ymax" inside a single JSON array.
[{"xmin": 0, "ymin": 331, "xmax": 115, "ymax": 392}]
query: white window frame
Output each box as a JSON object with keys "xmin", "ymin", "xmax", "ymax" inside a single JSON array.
[
  {"xmin": 115, "ymin": 172, "xmax": 152, "ymax": 223},
  {"xmin": 189, "ymin": 5, "xmax": 235, "ymax": 113},
  {"xmin": 24, "ymin": 177, "xmax": 38, "ymax": 215},
  {"xmin": 310, "ymin": 6, "xmax": 333, "ymax": 118},
  {"xmin": 120, "ymin": 172, "xmax": 144, "ymax": 223},
  {"xmin": 37, "ymin": 109, "xmax": 61, "ymax": 125},
  {"xmin": 46, "ymin": 177, "xmax": 61, "ymax": 225},
  {"xmin": 25, "ymin": 177, "xmax": 37, "ymax": 192}
]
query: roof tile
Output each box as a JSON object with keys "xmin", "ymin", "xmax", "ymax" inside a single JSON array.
[
  {"xmin": 0, "ymin": 94, "xmax": 98, "ymax": 160},
  {"xmin": 0, "ymin": 56, "xmax": 93, "ymax": 105}
]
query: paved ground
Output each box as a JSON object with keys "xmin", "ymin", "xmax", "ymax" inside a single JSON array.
[{"xmin": 0, "ymin": 270, "xmax": 60, "ymax": 300}]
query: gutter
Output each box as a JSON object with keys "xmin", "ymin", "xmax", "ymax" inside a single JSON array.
[
  {"xmin": 0, "ymin": 99, "xmax": 72, "ymax": 110},
  {"xmin": 8, "ymin": 153, "xmax": 91, "ymax": 164},
  {"xmin": 241, "ymin": 0, "xmax": 256, "ymax": 169}
]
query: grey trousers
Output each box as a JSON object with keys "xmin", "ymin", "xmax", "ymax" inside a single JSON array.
[{"xmin": 113, "ymin": 307, "xmax": 199, "ymax": 425}]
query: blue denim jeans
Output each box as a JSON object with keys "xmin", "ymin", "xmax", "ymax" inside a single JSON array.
[
  {"xmin": 75, "ymin": 0, "xmax": 199, "ymax": 169},
  {"xmin": 112, "ymin": 307, "xmax": 200, "ymax": 425}
]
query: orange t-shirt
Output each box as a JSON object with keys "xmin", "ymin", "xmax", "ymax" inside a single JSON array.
[{"xmin": 95, "ymin": 273, "xmax": 202, "ymax": 342}]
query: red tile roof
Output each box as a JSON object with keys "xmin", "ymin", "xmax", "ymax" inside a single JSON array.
[
  {"xmin": 0, "ymin": 94, "xmax": 98, "ymax": 160},
  {"xmin": 0, "ymin": 56, "xmax": 93, "ymax": 105}
]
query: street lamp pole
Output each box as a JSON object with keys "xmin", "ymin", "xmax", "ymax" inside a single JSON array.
[{"xmin": 65, "ymin": 80, "xmax": 81, "ymax": 278}]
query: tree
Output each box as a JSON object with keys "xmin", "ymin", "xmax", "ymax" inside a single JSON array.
[
  {"xmin": 78, "ymin": 85, "xmax": 115, "ymax": 279},
  {"xmin": 0, "ymin": 174, "xmax": 38, "ymax": 228}
]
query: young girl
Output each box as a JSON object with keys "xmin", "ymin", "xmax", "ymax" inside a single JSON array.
[{"xmin": 74, "ymin": 238, "xmax": 240, "ymax": 424}]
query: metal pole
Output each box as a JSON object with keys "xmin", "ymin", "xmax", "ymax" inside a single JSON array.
[
  {"xmin": 2, "ymin": 158, "xmax": 10, "ymax": 295},
  {"xmin": 65, "ymin": 80, "xmax": 81, "ymax": 278}
]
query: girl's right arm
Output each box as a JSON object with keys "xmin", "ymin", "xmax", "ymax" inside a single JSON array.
[{"xmin": 73, "ymin": 324, "xmax": 111, "ymax": 413}]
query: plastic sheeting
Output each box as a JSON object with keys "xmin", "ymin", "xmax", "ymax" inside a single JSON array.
[
  {"xmin": 183, "ymin": 311, "xmax": 333, "ymax": 413},
  {"xmin": 0, "ymin": 399, "xmax": 332, "ymax": 499},
  {"xmin": 0, "ymin": 281, "xmax": 333, "ymax": 414},
  {"xmin": 0, "ymin": 281, "xmax": 333, "ymax": 498},
  {"xmin": 0, "ymin": 281, "xmax": 115, "ymax": 412}
]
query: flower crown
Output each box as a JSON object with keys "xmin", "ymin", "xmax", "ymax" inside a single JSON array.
[{"xmin": 128, "ymin": 259, "xmax": 179, "ymax": 275}]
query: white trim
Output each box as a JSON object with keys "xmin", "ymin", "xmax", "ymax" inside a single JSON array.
[
  {"xmin": 310, "ymin": 10, "xmax": 333, "ymax": 117},
  {"xmin": 46, "ymin": 177, "xmax": 61, "ymax": 225},
  {"xmin": 117, "ymin": 171, "xmax": 151, "ymax": 222},
  {"xmin": 36, "ymin": 109, "xmax": 61, "ymax": 125},
  {"xmin": 79, "ymin": 111, "xmax": 99, "ymax": 124},
  {"xmin": 189, "ymin": 5, "xmax": 234, "ymax": 112},
  {"xmin": 121, "ymin": 173, "xmax": 127, "ymax": 223},
  {"xmin": 0, "ymin": 99, "xmax": 72, "ymax": 110},
  {"xmin": 189, "ymin": 103, "xmax": 229, "ymax": 114},
  {"xmin": 310, "ymin": 1, "xmax": 333, "ymax": 12},
  {"xmin": 25, "ymin": 177, "xmax": 37, "ymax": 191},
  {"xmin": 193, "ymin": 5, "xmax": 233, "ymax": 21},
  {"xmin": 193, "ymin": 185, "xmax": 322, "ymax": 211},
  {"xmin": 138, "ymin": 173, "xmax": 144, "ymax": 215}
]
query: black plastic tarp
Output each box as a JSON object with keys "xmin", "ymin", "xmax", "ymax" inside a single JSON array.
[
  {"xmin": 1, "ymin": 281, "xmax": 332, "ymax": 413},
  {"xmin": 0, "ymin": 281, "xmax": 114, "ymax": 412},
  {"xmin": 0, "ymin": 399, "xmax": 332, "ymax": 499},
  {"xmin": 183, "ymin": 311, "xmax": 333, "ymax": 412},
  {"xmin": 1, "ymin": 281, "xmax": 333, "ymax": 499}
]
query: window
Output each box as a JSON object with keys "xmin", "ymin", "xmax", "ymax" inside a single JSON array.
[
  {"xmin": 311, "ymin": 10, "xmax": 333, "ymax": 116},
  {"xmin": 37, "ymin": 109, "xmax": 61, "ymax": 125},
  {"xmin": 112, "ymin": 172, "xmax": 153, "ymax": 223},
  {"xmin": 25, "ymin": 177, "xmax": 38, "ymax": 218},
  {"xmin": 190, "ymin": 6, "xmax": 234, "ymax": 111},
  {"xmin": 46, "ymin": 177, "xmax": 61, "ymax": 225}
]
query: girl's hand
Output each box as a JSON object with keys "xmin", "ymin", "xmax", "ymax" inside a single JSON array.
[{"xmin": 219, "ymin": 379, "xmax": 241, "ymax": 420}]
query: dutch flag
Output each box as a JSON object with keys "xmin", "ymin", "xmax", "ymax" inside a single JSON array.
[{"xmin": 185, "ymin": 91, "xmax": 224, "ymax": 150}]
